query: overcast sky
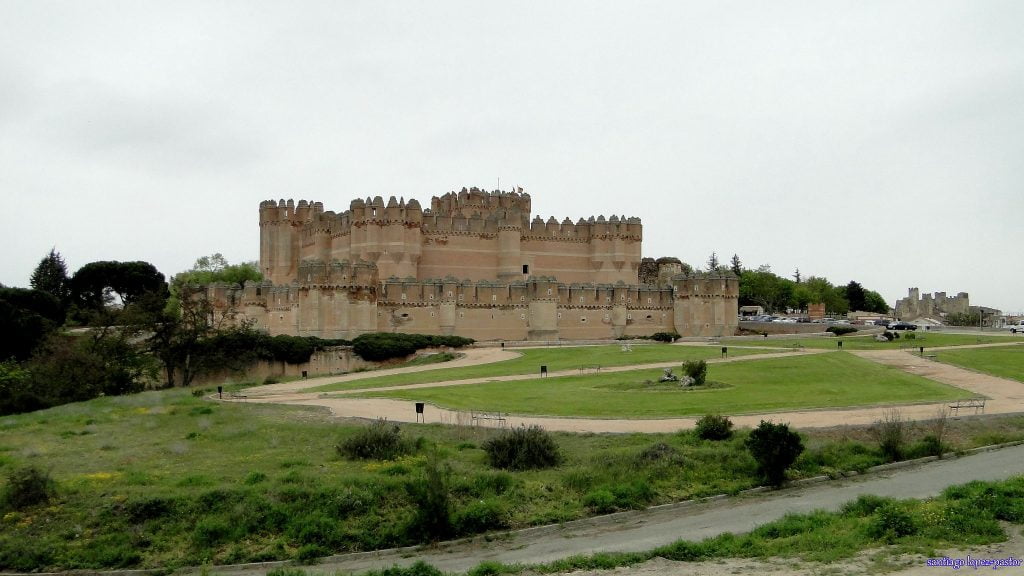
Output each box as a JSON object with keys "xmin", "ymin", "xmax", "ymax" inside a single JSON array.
[{"xmin": 2, "ymin": 1, "xmax": 1021, "ymax": 314}]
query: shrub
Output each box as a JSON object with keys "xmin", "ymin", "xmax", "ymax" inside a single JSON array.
[
  {"xmin": 650, "ymin": 331, "xmax": 681, "ymax": 343},
  {"xmin": 904, "ymin": 332, "xmax": 916, "ymax": 340},
  {"xmin": 364, "ymin": 562, "xmax": 445, "ymax": 576},
  {"xmin": 871, "ymin": 408, "xmax": 906, "ymax": 463},
  {"xmin": 405, "ymin": 455, "xmax": 453, "ymax": 541},
  {"xmin": 1, "ymin": 466, "xmax": 56, "ymax": 510},
  {"xmin": 681, "ymin": 360, "xmax": 707, "ymax": 386},
  {"xmin": 826, "ymin": 326, "xmax": 858, "ymax": 336},
  {"xmin": 868, "ymin": 503, "xmax": 918, "ymax": 542},
  {"xmin": 841, "ymin": 494, "xmax": 894, "ymax": 518},
  {"xmin": 744, "ymin": 421, "xmax": 804, "ymax": 486},
  {"xmin": 352, "ymin": 333, "xmax": 474, "ymax": 362},
  {"xmin": 637, "ymin": 442, "xmax": 683, "ymax": 463},
  {"xmin": 482, "ymin": 426, "xmax": 563, "ymax": 471},
  {"xmin": 695, "ymin": 414, "xmax": 733, "ymax": 440},
  {"xmin": 337, "ymin": 420, "xmax": 413, "ymax": 461},
  {"xmin": 453, "ymin": 498, "xmax": 510, "ymax": 535},
  {"xmin": 882, "ymin": 331, "xmax": 896, "ymax": 341},
  {"xmin": 295, "ymin": 543, "xmax": 326, "ymax": 564}
]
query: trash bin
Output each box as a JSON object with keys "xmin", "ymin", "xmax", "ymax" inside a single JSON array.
[{"xmin": 540, "ymin": 365, "xmax": 548, "ymax": 377}]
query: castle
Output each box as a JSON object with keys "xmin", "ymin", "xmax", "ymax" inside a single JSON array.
[
  {"xmin": 209, "ymin": 187, "xmax": 738, "ymax": 341},
  {"xmin": 894, "ymin": 287, "xmax": 970, "ymax": 321}
]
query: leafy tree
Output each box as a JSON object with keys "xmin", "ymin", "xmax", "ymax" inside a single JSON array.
[
  {"xmin": 171, "ymin": 253, "xmax": 261, "ymax": 291},
  {"xmin": 69, "ymin": 261, "xmax": 168, "ymax": 321},
  {"xmin": 729, "ymin": 254, "xmax": 743, "ymax": 276},
  {"xmin": 803, "ymin": 276, "xmax": 849, "ymax": 315},
  {"xmin": 706, "ymin": 252, "xmax": 720, "ymax": 272},
  {"xmin": 738, "ymin": 269, "xmax": 794, "ymax": 313},
  {"xmin": 745, "ymin": 420, "xmax": 804, "ymax": 486},
  {"xmin": 29, "ymin": 248, "xmax": 70, "ymax": 306},
  {"xmin": 845, "ymin": 281, "xmax": 867, "ymax": 313},
  {"xmin": 0, "ymin": 288, "xmax": 63, "ymax": 361},
  {"xmin": 863, "ymin": 290, "xmax": 889, "ymax": 314}
]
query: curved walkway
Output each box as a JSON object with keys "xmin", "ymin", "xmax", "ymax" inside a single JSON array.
[{"xmin": 228, "ymin": 342, "xmax": 1024, "ymax": 432}]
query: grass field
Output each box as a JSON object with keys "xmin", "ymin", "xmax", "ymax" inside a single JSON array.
[
  {"xmin": 934, "ymin": 345, "xmax": 1024, "ymax": 383},
  {"xmin": 722, "ymin": 331, "xmax": 1022, "ymax": 351},
  {"xmin": 310, "ymin": 344, "xmax": 772, "ymax": 392},
  {"xmin": 1, "ymin": 355, "xmax": 1022, "ymax": 570},
  {"xmin": 354, "ymin": 352, "xmax": 971, "ymax": 418}
]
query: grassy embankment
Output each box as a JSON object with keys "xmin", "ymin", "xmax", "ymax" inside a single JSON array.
[
  {"xmin": 356, "ymin": 352, "xmax": 971, "ymax": 418},
  {"xmin": 336, "ymin": 476, "xmax": 1024, "ymax": 576},
  {"xmin": 5, "ymin": 385, "xmax": 1024, "ymax": 570}
]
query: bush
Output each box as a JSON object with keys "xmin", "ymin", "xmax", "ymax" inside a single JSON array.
[
  {"xmin": 295, "ymin": 543, "xmax": 326, "ymax": 564},
  {"xmin": 871, "ymin": 408, "xmax": 906, "ymax": 463},
  {"xmin": 681, "ymin": 360, "xmax": 707, "ymax": 386},
  {"xmin": 337, "ymin": 420, "xmax": 413, "ymax": 461},
  {"xmin": 695, "ymin": 414, "xmax": 733, "ymax": 440},
  {"xmin": 353, "ymin": 333, "xmax": 474, "ymax": 362},
  {"xmin": 1, "ymin": 466, "xmax": 56, "ymax": 510},
  {"xmin": 744, "ymin": 421, "xmax": 804, "ymax": 486},
  {"xmin": 868, "ymin": 503, "xmax": 918, "ymax": 542},
  {"xmin": 482, "ymin": 426, "xmax": 563, "ymax": 471},
  {"xmin": 904, "ymin": 332, "xmax": 916, "ymax": 340},
  {"xmin": 405, "ymin": 456, "xmax": 453, "ymax": 541},
  {"xmin": 826, "ymin": 326, "xmax": 858, "ymax": 336},
  {"xmin": 650, "ymin": 332, "xmax": 681, "ymax": 343},
  {"xmin": 637, "ymin": 442, "xmax": 683, "ymax": 463},
  {"xmin": 882, "ymin": 331, "xmax": 896, "ymax": 341},
  {"xmin": 453, "ymin": 498, "xmax": 510, "ymax": 535}
]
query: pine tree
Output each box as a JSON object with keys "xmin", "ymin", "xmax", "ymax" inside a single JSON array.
[
  {"xmin": 30, "ymin": 248, "xmax": 69, "ymax": 304},
  {"xmin": 730, "ymin": 254, "xmax": 743, "ymax": 276},
  {"xmin": 706, "ymin": 252, "xmax": 720, "ymax": 271}
]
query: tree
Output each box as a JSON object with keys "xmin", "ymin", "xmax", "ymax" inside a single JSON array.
[
  {"xmin": 863, "ymin": 290, "xmax": 889, "ymax": 314},
  {"xmin": 69, "ymin": 261, "xmax": 168, "ymax": 321},
  {"xmin": 0, "ymin": 288, "xmax": 63, "ymax": 361},
  {"xmin": 706, "ymin": 252, "xmax": 720, "ymax": 272},
  {"xmin": 738, "ymin": 269, "xmax": 794, "ymax": 313},
  {"xmin": 845, "ymin": 281, "xmax": 867, "ymax": 313},
  {"xmin": 29, "ymin": 248, "xmax": 69, "ymax": 306},
  {"xmin": 171, "ymin": 253, "xmax": 261, "ymax": 289},
  {"xmin": 729, "ymin": 254, "xmax": 743, "ymax": 276},
  {"xmin": 745, "ymin": 420, "xmax": 804, "ymax": 486}
]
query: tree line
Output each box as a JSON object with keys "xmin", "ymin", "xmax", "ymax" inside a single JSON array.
[{"xmin": 710, "ymin": 252, "xmax": 889, "ymax": 315}]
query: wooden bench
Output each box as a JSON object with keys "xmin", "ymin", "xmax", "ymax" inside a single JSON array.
[
  {"xmin": 949, "ymin": 398, "xmax": 985, "ymax": 415},
  {"xmin": 579, "ymin": 364, "xmax": 602, "ymax": 374},
  {"xmin": 227, "ymin": 391, "xmax": 247, "ymax": 401},
  {"xmin": 470, "ymin": 411, "xmax": 507, "ymax": 428}
]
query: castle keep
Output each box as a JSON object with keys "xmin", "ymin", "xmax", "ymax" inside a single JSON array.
[{"xmin": 213, "ymin": 187, "xmax": 738, "ymax": 341}]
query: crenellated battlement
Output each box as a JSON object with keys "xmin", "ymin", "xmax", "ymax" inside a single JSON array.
[{"xmin": 249, "ymin": 185, "xmax": 734, "ymax": 340}]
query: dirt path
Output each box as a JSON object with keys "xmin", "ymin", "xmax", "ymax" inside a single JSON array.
[
  {"xmin": 190, "ymin": 443, "xmax": 1024, "ymax": 576},
  {"xmin": 230, "ymin": 343, "xmax": 1024, "ymax": 432}
]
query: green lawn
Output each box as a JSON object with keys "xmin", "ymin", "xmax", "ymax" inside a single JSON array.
[
  {"xmin": 934, "ymin": 345, "xmax": 1024, "ymax": 383},
  {"xmin": 355, "ymin": 352, "xmax": 972, "ymax": 418},
  {"xmin": 722, "ymin": 331, "xmax": 1021, "ymax": 351},
  {"xmin": 309, "ymin": 344, "xmax": 773, "ymax": 392}
]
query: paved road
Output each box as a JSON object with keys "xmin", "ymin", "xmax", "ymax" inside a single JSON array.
[{"xmin": 204, "ymin": 443, "xmax": 1024, "ymax": 576}]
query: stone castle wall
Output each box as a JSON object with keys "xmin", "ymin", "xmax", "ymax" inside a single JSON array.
[
  {"xmin": 224, "ymin": 187, "xmax": 738, "ymax": 341},
  {"xmin": 895, "ymin": 287, "xmax": 970, "ymax": 320}
]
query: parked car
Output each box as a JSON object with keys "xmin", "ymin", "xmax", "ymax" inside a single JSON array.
[{"xmin": 890, "ymin": 322, "xmax": 918, "ymax": 331}]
